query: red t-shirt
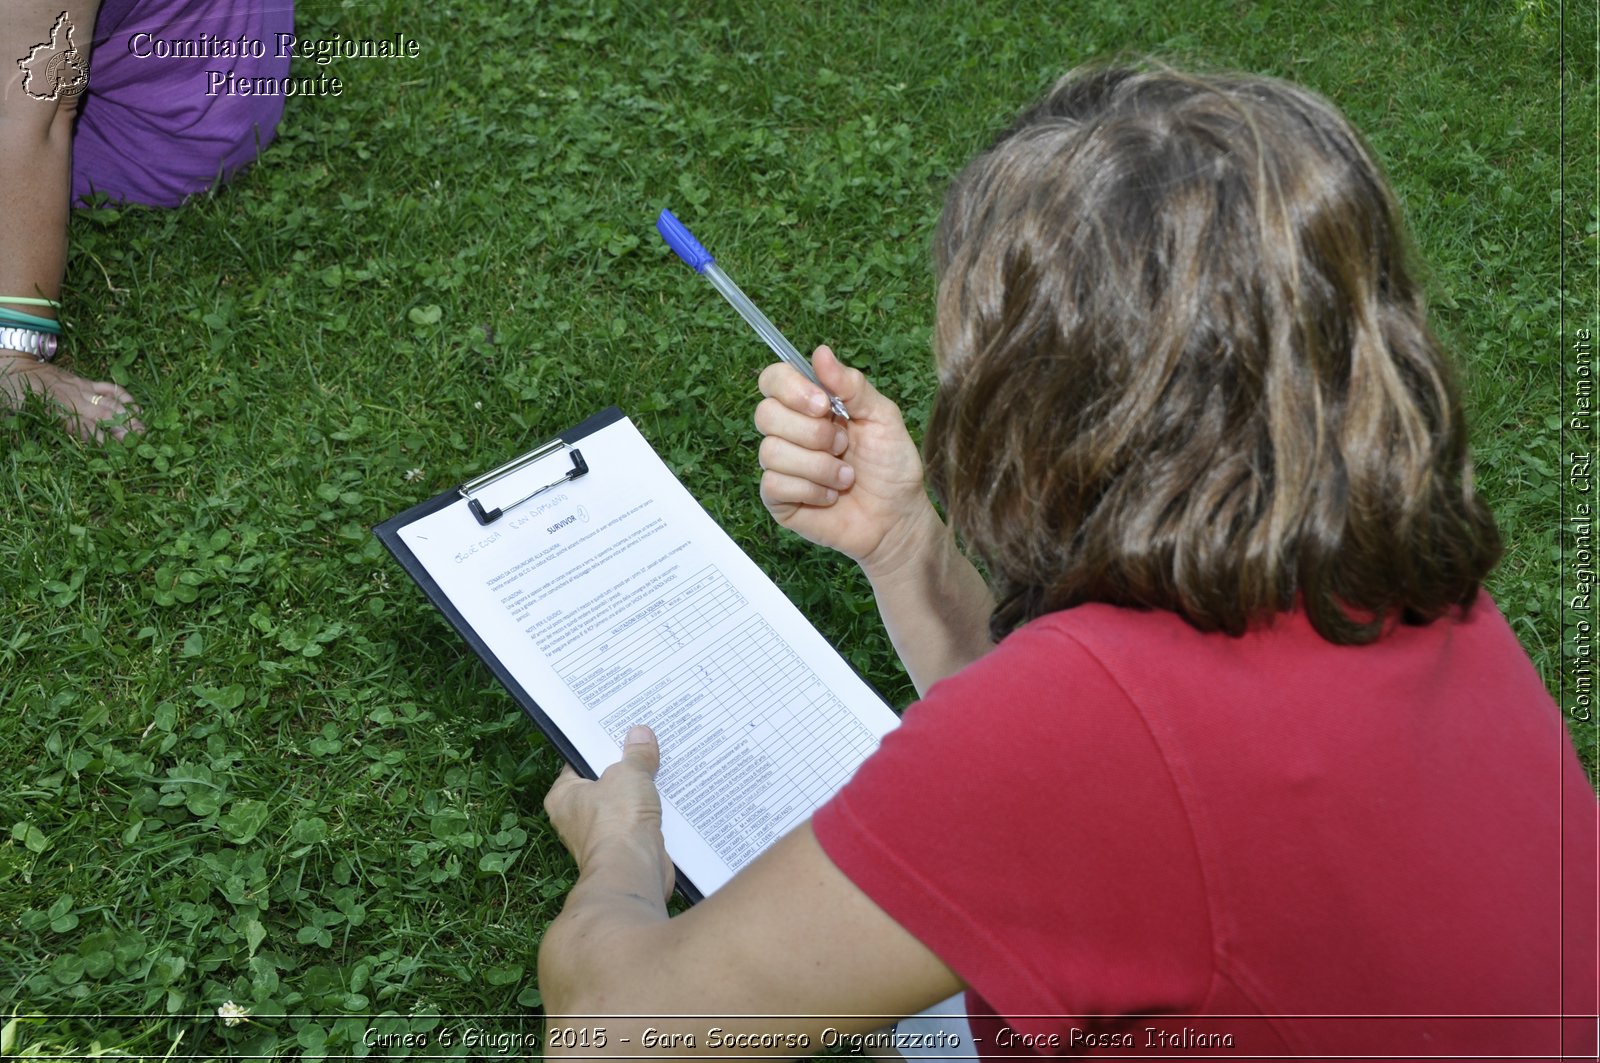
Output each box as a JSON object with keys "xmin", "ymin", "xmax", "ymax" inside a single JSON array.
[{"xmin": 812, "ymin": 599, "xmax": 1597, "ymax": 1059}]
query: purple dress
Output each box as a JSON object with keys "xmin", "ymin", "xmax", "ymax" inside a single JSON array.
[{"xmin": 71, "ymin": 0, "xmax": 295, "ymax": 207}]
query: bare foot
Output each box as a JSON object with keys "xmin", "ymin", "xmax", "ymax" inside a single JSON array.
[{"xmin": 0, "ymin": 350, "xmax": 143, "ymax": 443}]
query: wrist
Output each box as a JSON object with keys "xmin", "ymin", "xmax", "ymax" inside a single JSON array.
[
  {"xmin": 567, "ymin": 836, "xmax": 672, "ymax": 918},
  {"xmin": 576, "ymin": 822, "xmax": 662, "ymax": 867},
  {"xmin": 0, "ymin": 326, "xmax": 59, "ymax": 362},
  {"xmin": 859, "ymin": 503, "xmax": 950, "ymax": 587}
]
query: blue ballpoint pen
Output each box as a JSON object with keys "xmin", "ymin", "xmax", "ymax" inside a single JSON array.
[{"xmin": 656, "ymin": 208, "xmax": 850, "ymax": 420}]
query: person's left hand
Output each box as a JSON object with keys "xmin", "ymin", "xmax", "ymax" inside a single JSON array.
[
  {"xmin": 543, "ymin": 725, "xmax": 675, "ymax": 902},
  {"xmin": 0, "ymin": 354, "xmax": 144, "ymax": 443}
]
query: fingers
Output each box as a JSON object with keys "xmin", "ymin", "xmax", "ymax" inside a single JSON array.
[
  {"xmin": 752, "ymin": 348, "xmax": 877, "ymax": 523},
  {"xmin": 620, "ymin": 724, "xmax": 660, "ymax": 777},
  {"xmin": 758, "ymin": 428, "xmax": 851, "ymax": 480},
  {"xmin": 543, "ymin": 725, "xmax": 661, "ymax": 819},
  {"xmin": 757, "ymin": 345, "xmax": 866, "ymax": 412},
  {"xmin": 761, "ymin": 470, "xmax": 838, "ymax": 513},
  {"xmin": 754, "ymin": 395, "xmax": 848, "ymax": 459},
  {"xmin": 543, "ymin": 727, "xmax": 669, "ymax": 890},
  {"xmin": 757, "ymin": 346, "xmax": 898, "ymax": 438},
  {"xmin": 758, "ymin": 359, "xmax": 832, "ymax": 417},
  {"xmin": 757, "ymin": 419, "xmax": 857, "ymax": 519},
  {"xmin": 92, "ymin": 379, "xmax": 136, "ymax": 406},
  {"xmin": 606, "ymin": 728, "xmax": 676, "ymax": 901},
  {"xmin": 809, "ymin": 345, "xmax": 868, "ymax": 405},
  {"xmin": 542, "ymin": 764, "xmax": 583, "ymax": 821},
  {"xmin": 759, "ymin": 443, "xmax": 853, "ymax": 506},
  {"xmin": 72, "ymin": 387, "xmax": 143, "ymax": 444}
]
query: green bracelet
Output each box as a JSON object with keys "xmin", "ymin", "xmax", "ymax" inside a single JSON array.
[
  {"xmin": 0, "ymin": 307, "xmax": 62, "ymax": 333},
  {"xmin": 0, "ymin": 296, "xmax": 61, "ymax": 308}
]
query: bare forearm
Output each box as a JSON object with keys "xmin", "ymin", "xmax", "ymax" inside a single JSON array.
[
  {"xmin": 538, "ymin": 840, "xmax": 671, "ymax": 1041},
  {"xmin": 862, "ymin": 507, "xmax": 996, "ymax": 696}
]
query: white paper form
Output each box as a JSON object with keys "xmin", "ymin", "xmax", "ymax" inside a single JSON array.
[{"xmin": 395, "ymin": 415, "xmax": 899, "ymax": 895}]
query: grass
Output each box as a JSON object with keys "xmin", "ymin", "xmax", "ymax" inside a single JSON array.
[{"xmin": 1, "ymin": 0, "xmax": 1592, "ymax": 1057}]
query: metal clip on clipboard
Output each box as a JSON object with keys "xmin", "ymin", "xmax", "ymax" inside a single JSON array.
[{"xmin": 458, "ymin": 439, "xmax": 590, "ymax": 526}]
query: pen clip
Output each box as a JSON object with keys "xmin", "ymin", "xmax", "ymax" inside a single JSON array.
[{"xmin": 459, "ymin": 441, "xmax": 590, "ymax": 526}]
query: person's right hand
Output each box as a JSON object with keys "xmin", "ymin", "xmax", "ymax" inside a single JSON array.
[{"xmin": 755, "ymin": 346, "xmax": 938, "ymax": 578}]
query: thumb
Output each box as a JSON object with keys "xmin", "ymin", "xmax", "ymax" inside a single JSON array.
[
  {"xmin": 621, "ymin": 724, "xmax": 661, "ymax": 776},
  {"xmin": 810, "ymin": 345, "xmax": 858, "ymax": 398},
  {"xmin": 812, "ymin": 346, "xmax": 887, "ymax": 421}
]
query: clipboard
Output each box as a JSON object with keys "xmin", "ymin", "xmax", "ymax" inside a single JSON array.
[
  {"xmin": 372, "ymin": 406, "xmax": 623, "ymax": 782},
  {"xmin": 372, "ymin": 406, "xmax": 900, "ymax": 902}
]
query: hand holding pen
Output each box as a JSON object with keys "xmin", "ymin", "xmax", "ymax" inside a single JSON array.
[
  {"xmin": 656, "ymin": 209, "xmax": 850, "ymax": 420},
  {"xmin": 756, "ymin": 340, "xmax": 938, "ymax": 574}
]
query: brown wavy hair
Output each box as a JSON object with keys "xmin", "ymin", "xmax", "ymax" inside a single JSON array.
[{"xmin": 925, "ymin": 64, "xmax": 1501, "ymax": 644}]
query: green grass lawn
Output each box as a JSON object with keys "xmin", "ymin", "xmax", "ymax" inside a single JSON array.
[{"xmin": 2, "ymin": 0, "xmax": 1593, "ymax": 1057}]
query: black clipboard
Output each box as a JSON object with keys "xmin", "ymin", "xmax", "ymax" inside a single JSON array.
[
  {"xmin": 373, "ymin": 404, "xmax": 894, "ymax": 904},
  {"xmin": 372, "ymin": 407, "xmax": 623, "ymax": 786}
]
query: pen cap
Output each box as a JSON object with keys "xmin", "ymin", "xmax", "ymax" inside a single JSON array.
[{"xmin": 656, "ymin": 209, "xmax": 715, "ymax": 274}]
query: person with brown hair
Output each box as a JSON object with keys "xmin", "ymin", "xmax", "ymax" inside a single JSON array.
[{"xmin": 537, "ymin": 65, "xmax": 1596, "ymax": 1058}]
